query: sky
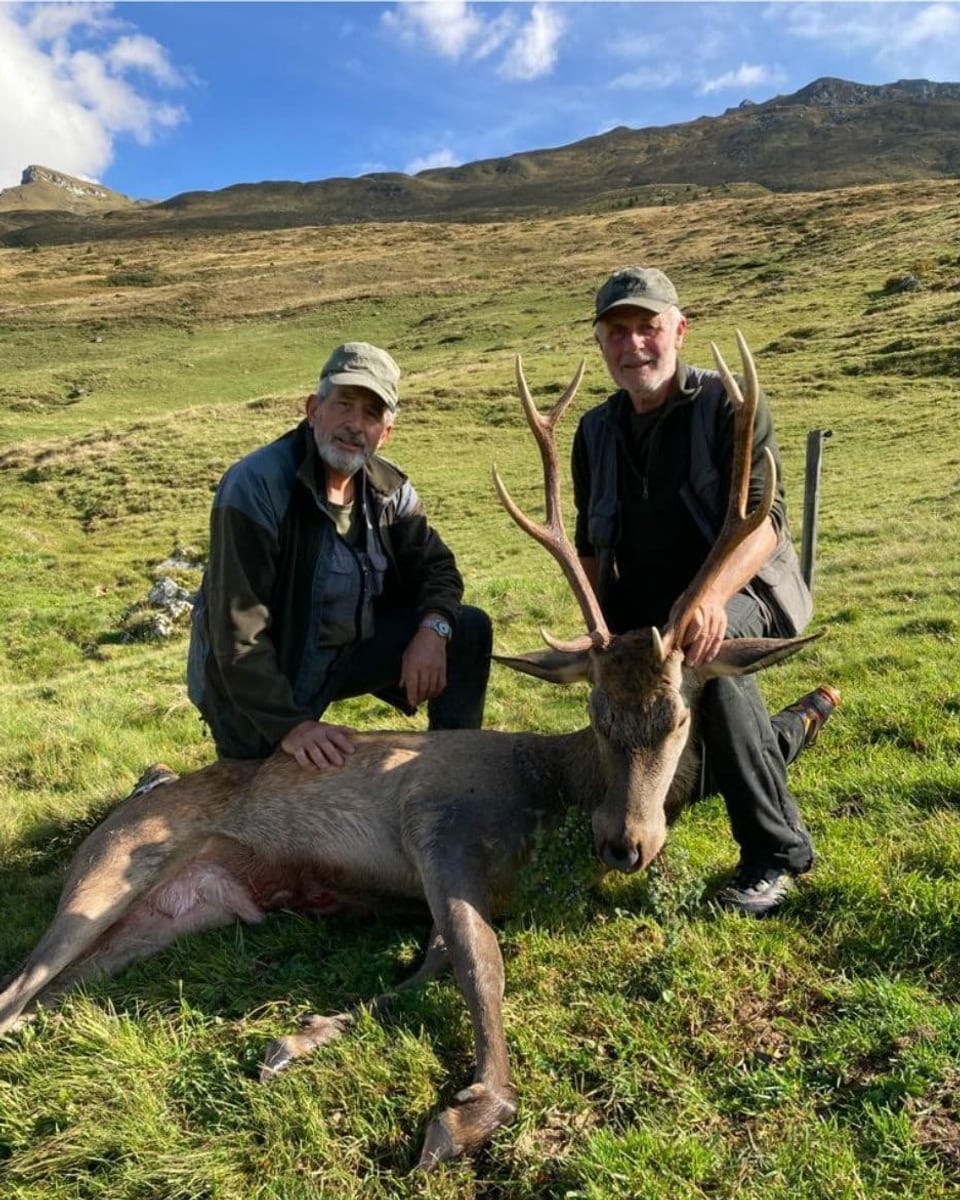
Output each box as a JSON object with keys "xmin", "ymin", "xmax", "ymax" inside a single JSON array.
[{"xmin": 1, "ymin": 1, "xmax": 959, "ymax": 201}]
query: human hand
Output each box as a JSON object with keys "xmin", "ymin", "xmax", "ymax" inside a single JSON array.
[
  {"xmin": 280, "ymin": 720, "xmax": 357, "ymax": 770},
  {"xmin": 674, "ymin": 596, "xmax": 728, "ymax": 667},
  {"xmin": 399, "ymin": 626, "xmax": 448, "ymax": 708}
]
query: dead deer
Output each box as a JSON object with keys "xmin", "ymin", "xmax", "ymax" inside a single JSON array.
[{"xmin": 0, "ymin": 332, "xmax": 817, "ymax": 1170}]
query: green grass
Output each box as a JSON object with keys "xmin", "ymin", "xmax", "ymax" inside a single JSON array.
[{"xmin": 1, "ymin": 180, "xmax": 960, "ymax": 1197}]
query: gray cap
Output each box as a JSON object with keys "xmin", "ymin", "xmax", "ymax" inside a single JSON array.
[
  {"xmin": 318, "ymin": 341, "xmax": 400, "ymax": 411},
  {"xmin": 594, "ymin": 266, "xmax": 680, "ymax": 322}
]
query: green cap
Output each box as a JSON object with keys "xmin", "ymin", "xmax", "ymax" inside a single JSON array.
[
  {"xmin": 319, "ymin": 342, "xmax": 400, "ymax": 411},
  {"xmin": 594, "ymin": 266, "xmax": 680, "ymax": 322}
]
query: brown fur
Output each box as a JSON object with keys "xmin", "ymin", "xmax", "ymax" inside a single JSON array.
[{"xmin": 0, "ymin": 630, "xmax": 816, "ymax": 1169}]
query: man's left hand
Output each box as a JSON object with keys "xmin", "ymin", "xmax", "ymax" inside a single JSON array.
[{"xmin": 400, "ymin": 626, "xmax": 448, "ymax": 708}]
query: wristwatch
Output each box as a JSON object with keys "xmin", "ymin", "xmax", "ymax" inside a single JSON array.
[{"xmin": 419, "ymin": 616, "xmax": 453, "ymax": 640}]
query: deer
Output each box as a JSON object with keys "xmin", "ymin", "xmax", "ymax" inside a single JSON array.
[{"xmin": 0, "ymin": 332, "xmax": 818, "ymax": 1170}]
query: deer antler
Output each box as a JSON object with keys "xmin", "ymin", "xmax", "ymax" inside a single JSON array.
[
  {"xmin": 493, "ymin": 356, "xmax": 612, "ymax": 650},
  {"xmin": 659, "ymin": 330, "xmax": 776, "ymax": 659}
]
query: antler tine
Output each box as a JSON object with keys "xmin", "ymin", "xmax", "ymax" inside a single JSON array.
[
  {"xmin": 493, "ymin": 356, "xmax": 611, "ymax": 647},
  {"xmin": 710, "ymin": 328, "xmax": 758, "ymax": 520},
  {"xmin": 660, "ymin": 330, "xmax": 776, "ymax": 657}
]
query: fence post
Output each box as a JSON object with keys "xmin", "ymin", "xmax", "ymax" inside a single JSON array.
[{"xmin": 800, "ymin": 429, "xmax": 832, "ymax": 596}]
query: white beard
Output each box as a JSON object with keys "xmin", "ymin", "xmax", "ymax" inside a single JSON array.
[{"xmin": 314, "ymin": 431, "xmax": 370, "ymax": 476}]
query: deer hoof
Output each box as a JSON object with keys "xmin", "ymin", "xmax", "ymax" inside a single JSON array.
[
  {"xmin": 259, "ymin": 1036, "xmax": 297, "ymax": 1080},
  {"xmin": 416, "ymin": 1082, "xmax": 518, "ymax": 1171},
  {"xmin": 259, "ymin": 1012, "xmax": 353, "ymax": 1082}
]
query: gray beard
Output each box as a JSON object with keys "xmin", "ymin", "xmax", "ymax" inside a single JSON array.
[{"xmin": 314, "ymin": 431, "xmax": 370, "ymax": 476}]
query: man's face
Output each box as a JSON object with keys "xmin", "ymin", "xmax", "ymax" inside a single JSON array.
[
  {"xmin": 595, "ymin": 305, "xmax": 687, "ymax": 411},
  {"xmin": 306, "ymin": 384, "xmax": 393, "ymax": 477}
]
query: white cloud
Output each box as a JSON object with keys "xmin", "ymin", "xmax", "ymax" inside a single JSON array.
[
  {"xmin": 610, "ymin": 66, "xmax": 684, "ymax": 91},
  {"xmin": 405, "ymin": 148, "xmax": 461, "ymax": 175},
  {"xmin": 106, "ymin": 34, "xmax": 187, "ymax": 87},
  {"xmin": 382, "ymin": 1, "xmax": 487, "ymax": 59},
  {"xmin": 382, "ymin": 1, "xmax": 563, "ymax": 79},
  {"xmin": 605, "ymin": 33, "xmax": 670, "ymax": 60},
  {"xmin": 700, "ymin": 63, "xmax": 786, "ymax": 96},
  {"xmin": 498, "ymin": 3, "xmax": 565, "ymax": 81},
  {"xmin": 471, "ymin": 11, "xmax": 516, "ymax": 63},
  {"xmin": 900, "ymin": 2, "xmax": 960, "ymax": 47},
  {"xmin": 24, "ymin": 1, "xmax": 116, "ymax": 42},
  {"xmin": 0, "ymin": 3, "xmax": 188, "ymax": 190},
  {"xmin": 776, "ymin": 2, "xmax": 960, "ymax": 73}
]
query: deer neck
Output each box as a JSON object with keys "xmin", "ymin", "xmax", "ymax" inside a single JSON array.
[{"xmin": 517, "ymin": 727, "xmax": 600, "ymax": 815}]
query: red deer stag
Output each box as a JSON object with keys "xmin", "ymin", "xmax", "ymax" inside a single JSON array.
[{"xmin": 0, "ymin": 332, "xmax": 818, "ymax": 1170}]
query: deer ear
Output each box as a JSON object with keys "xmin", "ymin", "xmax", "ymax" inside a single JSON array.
[
  {"xmin": 493, "ymin": 647, "xmax": 593, "ymax": 684},
  {"xmin": 698, "ymin": 631, "xmax": 823, "ymax": 678}
]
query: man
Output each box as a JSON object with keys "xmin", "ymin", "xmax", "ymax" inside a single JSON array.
[
  {"xmin": 572, "ymin": 266, "xmax": 839, "ymax": 916},
  {"xmin": 185, "ymin": 340, "xmax": 491, "ymax": 769}
]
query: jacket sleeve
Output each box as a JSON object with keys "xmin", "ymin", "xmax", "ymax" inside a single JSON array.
[
  {"xmin": 203, "ymin": 465, "xmax": 314, "ymax": 746},
  {"xmin": 385, "ymin": 480, "xmax": 464, "ymax": 626}
]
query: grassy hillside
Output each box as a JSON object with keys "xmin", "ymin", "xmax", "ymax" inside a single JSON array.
[{"xmin": 0, "ymin": 178, "xmax": 959, "ymax": 1198}]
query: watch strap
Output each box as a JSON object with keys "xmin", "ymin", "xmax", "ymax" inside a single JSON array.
[{"xmin": 419, "ymin": 617, "xmax": 453, "ymax": 639}]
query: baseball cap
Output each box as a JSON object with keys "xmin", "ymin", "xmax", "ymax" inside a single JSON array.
[
  {"xmin": 594, "ymin": 266, "xmax": 680, "ymax": 322},
  {"xmin": 318, "ymin": 342, "xmax": 400, "ymax": 412}
]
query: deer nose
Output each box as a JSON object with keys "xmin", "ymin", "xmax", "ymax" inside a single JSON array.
[{"xmin": 600, "ymin": 839, "xmax": 641, "ymax": 874}]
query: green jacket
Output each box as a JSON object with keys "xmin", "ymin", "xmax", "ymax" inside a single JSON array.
[{"xmin": 187, "ymin": 420, "xmax": 463, "ymax": 757}]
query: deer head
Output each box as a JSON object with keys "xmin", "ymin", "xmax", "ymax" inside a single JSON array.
[{"xmin": 493, "ymin": 336, "xmax": 818, "ymax": 873}]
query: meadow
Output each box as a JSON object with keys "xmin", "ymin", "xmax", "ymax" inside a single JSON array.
[{"xmin": 0, "ymin": 178, "xmax": 959, "ymax": 1199}]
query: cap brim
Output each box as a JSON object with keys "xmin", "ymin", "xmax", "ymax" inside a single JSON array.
[
  {"xmin": 594, "ymin": 296, "xmax": 674, "ymax": 322},
  {"xmin": 326, "ymin": 370, "xmax": 399, "ymax": 411}
]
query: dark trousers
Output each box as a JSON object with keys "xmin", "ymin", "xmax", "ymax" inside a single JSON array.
[
  {"xmin": 699, "ymin": 593, "xmax": 814, "ymax": 874},
  {"xmin": 209, "ymin": 606, "xmax": 492, "ymax": 759},
  {"xmin": 319, "ymin": 604, "xmax": 492, "ymax": 730}
]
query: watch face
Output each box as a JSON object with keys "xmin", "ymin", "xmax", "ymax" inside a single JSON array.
[{"xmin": 424, "ymin": 618, "xmax": 452, "ymax": 638}]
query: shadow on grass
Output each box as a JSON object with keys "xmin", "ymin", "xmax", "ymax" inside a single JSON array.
[{"xmin": 796, "ymin": 875, "xmax": 960, "ymax": 990}]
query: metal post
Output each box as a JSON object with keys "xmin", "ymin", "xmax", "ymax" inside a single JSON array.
[{"xmin": 800, "ymin": 429, "xmax": 832, "ymax": 596}]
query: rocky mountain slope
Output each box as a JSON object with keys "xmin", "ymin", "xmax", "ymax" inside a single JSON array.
[
  {"xmin": 2, "ymin": 76, "xmax": 959, "ymax": 247},
  {"xmin": 0, "ymin": 165, "xmax": 139, "ymax": 214}
]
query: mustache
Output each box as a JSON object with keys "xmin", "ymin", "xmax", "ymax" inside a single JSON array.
[{"xmin": 318, "ymin": 427, "xmax": 366, "ymax": 450}]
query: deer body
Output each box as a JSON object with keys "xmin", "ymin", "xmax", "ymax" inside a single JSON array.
[
  {"xmin": 0, "ymin": 674, "xmax": 695, "ymax": 1034},
  {"xmin": 0, "ymin": 337, "xmax": 819, "ymax": 1170}
]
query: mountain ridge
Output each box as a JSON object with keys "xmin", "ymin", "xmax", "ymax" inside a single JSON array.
[{"xmin": 2, "ymin": 75, "xmax": 959, "ymax": 247}]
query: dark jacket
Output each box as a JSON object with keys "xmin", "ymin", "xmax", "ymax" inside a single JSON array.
[
  {"xmin": 187, "ymin": 420, "xmax": 464, "ymax": 755},
  {"xmin": 571, "ymin": 361, "xmax": 812, "ymax": 636}
]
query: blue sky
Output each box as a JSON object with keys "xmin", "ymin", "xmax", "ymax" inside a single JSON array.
[{"xmin": 1, "ymin": 1, "xmax": 959, "ymax": 200}]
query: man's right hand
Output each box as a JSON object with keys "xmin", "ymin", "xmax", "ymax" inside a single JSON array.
[{"xmin": 280, "ymin": 720, "xmax": 357, "ymax": 771}]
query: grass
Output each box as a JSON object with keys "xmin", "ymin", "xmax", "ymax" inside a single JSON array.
[{"xmin": 1, "ymin": 178, "xmax": 959, "ymax": 1197}]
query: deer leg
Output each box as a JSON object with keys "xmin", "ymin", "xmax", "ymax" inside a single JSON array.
[
  {"xmin": 259, "ymin": 923, "xmax": 450, "ymax": 1080},
  {"xmin": 0, "ymin": 836, "xmax": 263, "ymax": 1035},
  {"xmin": 416, "ymin": 875, "xmax": 517, "ymax": 1172}
]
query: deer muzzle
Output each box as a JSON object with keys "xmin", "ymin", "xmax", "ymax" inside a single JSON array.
[{"xmin": 593, "ymin": 808, "xmax": 668, "ymax": 875}]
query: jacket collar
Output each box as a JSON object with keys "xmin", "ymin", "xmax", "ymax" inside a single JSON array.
[{"xmin": 674, "ymin": 359, "xmax": 702, "ymax": 402}]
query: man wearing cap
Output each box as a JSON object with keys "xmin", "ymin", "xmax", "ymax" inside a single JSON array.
[
  {"xmin": 186, "ymin": 341, "xmax": 491, "ymax": 770},
  {"xmin": 571, "ymin": 267, "xmax": 840, "ymax": 916}
]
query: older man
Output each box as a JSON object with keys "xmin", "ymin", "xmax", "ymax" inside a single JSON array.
[
  {"xmin": 186, "ymin": 341, "xmax": 491, "ymax": 769},
  {"xmin": 572, "ymin": 267, "xmax": 839, "ymax": 915}
]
